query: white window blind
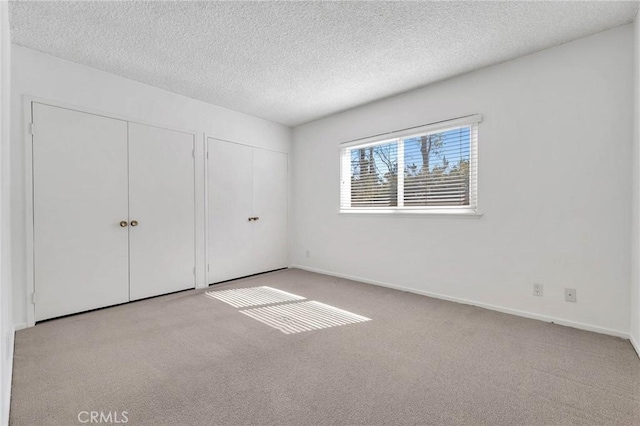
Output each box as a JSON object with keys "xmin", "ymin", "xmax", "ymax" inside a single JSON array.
[{"xmin": 340, "ymin": 115, "xmax": 480, "ymax": 214}]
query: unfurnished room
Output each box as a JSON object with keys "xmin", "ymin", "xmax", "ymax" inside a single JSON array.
[{"xmin": 0, "ymin": 1, "xmax": 639, "ymax": 425}]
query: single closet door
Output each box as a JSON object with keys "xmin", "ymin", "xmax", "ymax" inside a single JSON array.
[
  {"xmin": 128, "ymin": 123, "xmax": 196, "ymax": 300},
  {"xmin": 33, "ymin": 103, "xmax": 130, "ymax": 321},
  {"xmin": 252, "ymin": 148, "xmax": 288, "ymax": 274},
  {"xmin": 207, "ymin": 138, "xmax": 254, "ymax": 283}
]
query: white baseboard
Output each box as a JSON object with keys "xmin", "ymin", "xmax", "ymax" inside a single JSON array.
[
  {"xmin": 12, "ymin": 324, "xmax": 27, "ymax": 332},
  {"xmin": 1, "ymin": 326, "xmax": 15, "ymax": 426},
  {"xmin": 291, "ymin": 264, "xmax": 631, "ymax": 340},
  {"xmin": 631, "ymin": 335, "xmax": 640, "ymax": 359}
]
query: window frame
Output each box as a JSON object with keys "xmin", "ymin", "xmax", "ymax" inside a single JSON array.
[{"xmin": 339, "ymin": 114, "xmax": 482, "ymax": 217}]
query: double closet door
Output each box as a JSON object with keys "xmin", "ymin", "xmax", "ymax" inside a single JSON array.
[
  {"xmin": 207, "ymin": 138, "xmax": 288, "ymax": 283},
  {"xmin": 32, "ymin": 103, "xmax": 195, "ymax": 321}
]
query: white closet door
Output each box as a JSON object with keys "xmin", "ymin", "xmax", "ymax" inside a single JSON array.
[
  {"xmin": 33, "ymin": 103, "xmax": 129, "ymax": 321},
  {"xmin": 128, "ymin": 123, "xmax": 195, "ymax": 300},
  {"xmin": 253, "ymin": 148, "xmax": 288, "ymax": 273},
  {"xmin": 207, "ymin": 138, "xmax": 254, "ymax": 283}
]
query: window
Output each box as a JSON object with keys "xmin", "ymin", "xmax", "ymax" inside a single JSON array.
[{"xmin": 340, "ymin": 115, "xmax": 480, "ymax": 214}]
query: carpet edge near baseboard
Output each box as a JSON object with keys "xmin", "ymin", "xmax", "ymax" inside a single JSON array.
[
  {"xmin": 630, "ymin": 335, "xmax": 640, "ymax": 359},
  {"xmin": 289, "ymin": 264, "xmax": 631, "ymax": 341}
]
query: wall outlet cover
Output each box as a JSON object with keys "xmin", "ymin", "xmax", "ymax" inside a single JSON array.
[
  {"xmin": 533, "ymin": 282, "xmax": 543, "ymax": 297},
  {"xmin": 565, "ymin": 288, "xmax": 577, "ymax": 302}
]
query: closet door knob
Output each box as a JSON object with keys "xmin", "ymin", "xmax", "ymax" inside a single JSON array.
[
  {"xmin": 254, "ymin": 217, "xmax": 259, "ymax": 221},
  {"xmin": 130, "ymin": 220, "xmax": 139, "ymax": 226},
  {"xmin": 119, "ymin": 221, "xmax": 128, "ymax": 227},
  {"xmin": 248, "ymin": 217, "xmax": 254, "ymax": 222}
]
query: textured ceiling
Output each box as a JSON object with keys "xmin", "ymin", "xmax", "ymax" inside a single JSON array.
[{"xmin": 9, "ymin": 1, "xmax": 640, "ymax": 127}]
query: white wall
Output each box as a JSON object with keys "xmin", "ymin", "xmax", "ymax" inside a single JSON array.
[
  {"xmin": 292, "ymin": 25, "xmax": 633, "ymax": 337},
  {"xmin": 11, "ymin": 46, "xmax": 292, "ymax": 327},
  {"xmin": 0, "ymin": 3, "xmax": 12, "ymax": 425},
  {"xmin": 631, "ymin": 16, "xmax": 640, "ymax": 356}
]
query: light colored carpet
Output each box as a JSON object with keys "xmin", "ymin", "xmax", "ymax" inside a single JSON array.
[{"xmin": 10, "ymin": 269, "xmax": 640, "ymax": 425}]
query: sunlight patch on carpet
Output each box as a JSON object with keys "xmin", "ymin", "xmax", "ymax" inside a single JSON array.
[
  {"xmin": 205, "ymin": 286, "xmax": 305, "ymax": 308},
  {"xmin": 240, "ymin": 301, "xmax": 371, "ymax": 334}
]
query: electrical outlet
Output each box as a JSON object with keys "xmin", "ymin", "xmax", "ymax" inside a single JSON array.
[
  {"xmin": 533, "ymin": 282, "xmax": 543, "ymax": 297},
  {"xmin": 565, "ymin": 288, "xmax": 577, "ymax": 303}
]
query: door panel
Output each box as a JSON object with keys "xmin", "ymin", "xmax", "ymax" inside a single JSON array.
[
  {"xmin": 207, "ymin": 139, "xmax": 254, "ymax": 283},
  {"xmin": 33, "ymin": 103, "xmax": 129, "ymax": 321},
  {"xmin": 253, "ymin": 148, "xmax": 288, "ymax": 273},
  {"xmin": 128, "ymin": 123, "xmax": 195, "ymax": 300}
]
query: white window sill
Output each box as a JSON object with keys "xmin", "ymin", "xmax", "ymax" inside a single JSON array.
[{"xmin": 338, "ymin": 209, "xmax": 483, "ymax": 218}]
